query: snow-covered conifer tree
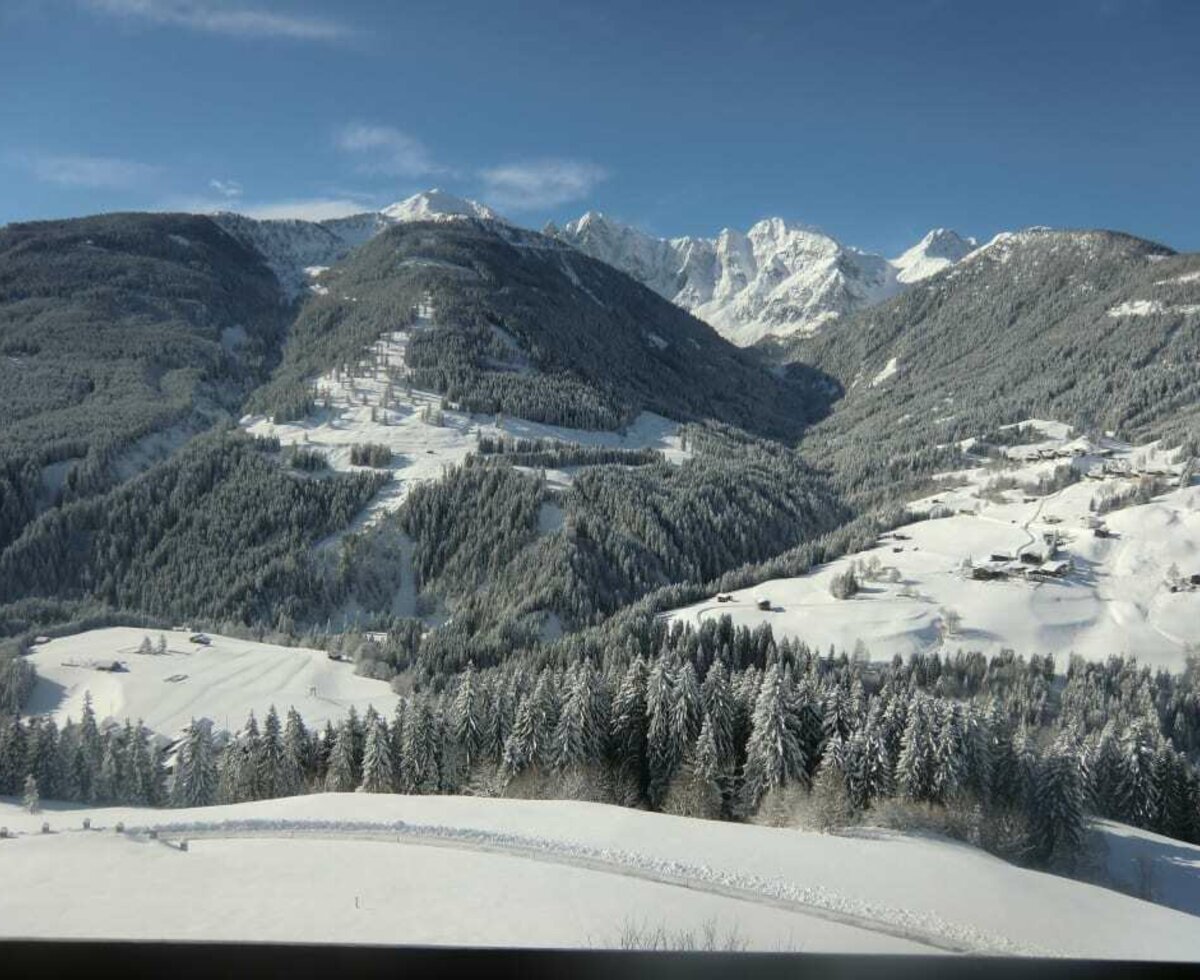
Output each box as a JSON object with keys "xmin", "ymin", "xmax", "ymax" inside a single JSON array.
[
  {"xmin": 324, "ymin": 719, "xmax": 357, "ymax": 793},
  {"xmin": 258, "ymin": 706, "xmax": 285, "ymax": 799},
  {"xmin": 740, "ymin": 663, "xmax": 806, "ymax": 813},
  {"xmin": 172, "ymin": 718, "xmax": 217, "ymax": 808},
  {"xmin": 360, "ymin": 716, "xmax": 395, "ymax": 793}
]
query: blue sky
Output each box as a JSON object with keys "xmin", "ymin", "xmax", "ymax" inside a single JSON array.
[{"xmin": 2, "ymin": 0, "xmax": 1198, "ymax": 255}]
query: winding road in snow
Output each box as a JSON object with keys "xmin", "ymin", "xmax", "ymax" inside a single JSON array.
[{"xmin": 103, "ymin": 817, "xmax": 1040, "ymax": 957}]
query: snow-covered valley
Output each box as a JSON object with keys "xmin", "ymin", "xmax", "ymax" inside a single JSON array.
[{"xmin": 667, "ymin": 422, "xmax": 1200, "ymax": 669}]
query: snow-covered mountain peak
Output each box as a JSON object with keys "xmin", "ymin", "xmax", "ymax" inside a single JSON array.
[
  {"xmin": 892, "ymin": 228, "xmax": 977, "ymax": 283},
  {"xmin": 212, "ymin": 189, "xmax": 510, "ymax": 300},
  {"xmin": 380, "ymin": 189, "xmax": 504, "ymax": 224},
  {"xmin": 552, "ymin": 212, "xmax": 970, "ymax": 345}
]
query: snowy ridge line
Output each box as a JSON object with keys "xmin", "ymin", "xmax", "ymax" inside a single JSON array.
[{"xmin": 131, "ymin": 816, "xmax": 1041, "ymax": 956}]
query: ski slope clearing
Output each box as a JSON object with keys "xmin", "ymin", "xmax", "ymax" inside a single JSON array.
[
  {"xmin": 23, "ymin": 628, "xmax": 398, "ymax": 738},
  {"xmin": 667, "ymin": 424, "xmax": 1199, "ymax": 669},
  {"xmin": 242, "ymin": 305, "xmax": 691, "ymax": 534},
  {"xmin": 2, "ymin": 794, "xmax": 1197, "ymax": 957}
]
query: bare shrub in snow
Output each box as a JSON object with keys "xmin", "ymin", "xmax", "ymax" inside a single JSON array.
[{"xmin": 607, "ymin": 917, "xmax": 749, "ymax": 952}]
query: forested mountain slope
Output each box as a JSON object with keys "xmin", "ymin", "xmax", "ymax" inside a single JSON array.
[
  {"xmin": 785, "ymin": 229, "xmax": 1200, "ymax": 502},
  {"xmin": 0, "ymin": 212, "xmax": 289, "ymax": 551},
  {"xmin": 252, "ymin": 219, "xmax": 832, "ymax": 440}
]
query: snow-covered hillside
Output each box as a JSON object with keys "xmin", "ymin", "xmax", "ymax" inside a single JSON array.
[
  {"xmin": 666, "ymin": 422, "xmax": 1199, "ymax": 669},
  {"xmin": 240, "ymin": 301, "xmax": 691, "ymax": 531},
  {"xmin": 23, "ymin": 628, "xmax": 398, "ymax": 739},
  {"xmin": 213, "ymin": 190, "xmax": 506, "ymax": 299},
  {"xmin": 549, "ymin": 212, "xmax": 976, "ymax": 345},
  {"xmin": 1, "ymin": 793, "xmax": 1197, "ymax": 957}
]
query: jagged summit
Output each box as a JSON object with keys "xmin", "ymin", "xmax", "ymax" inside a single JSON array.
[{"xmin": 551, "ymin": 213, "xmax": 967, "ymax": 345}]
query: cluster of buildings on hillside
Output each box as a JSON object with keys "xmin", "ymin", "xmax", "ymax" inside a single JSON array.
[{"xmin": 970, "ymin": 531, "xmax": 1073, "ymax": 582}]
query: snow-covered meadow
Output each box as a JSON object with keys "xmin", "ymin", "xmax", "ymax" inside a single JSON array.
[
  {"xmin": 1, "ymin": 793, "xmax": 1197, "ymax": 958},
  {"xmin": 667, "ymin": 423, "xmax": 1199, "ymax": 669},
  {"xmin": 23, "ymin": 628, "xmax": 398, "ymax": 739}
]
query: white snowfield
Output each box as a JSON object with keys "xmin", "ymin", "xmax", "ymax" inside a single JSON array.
[
  {"xmin": 0, "ymin": 794, "xmax": 1196, "ymax": 957},
  {"xmin": 23, "ymin": 628, "xmax": 398, "ymax": 738},
  {"xmin": 667, "ymin": 423, "xmax": 1199, "ymax": 670},
  {"xmin": 241, "ymin": 306, "xmax": 691, "ymax": 533}
]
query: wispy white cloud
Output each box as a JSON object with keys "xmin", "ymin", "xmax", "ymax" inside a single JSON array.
[
  {"xmin": 336, "ymin": 123, "xmax": 444, "ymax": 178},
  {"xmin": 239, "ymin": 197, "xmax": 367, "ymax": 220},
  {"xmin": 162, "ymin": 192, "xmax": 367, "ymax": 221},
  {"xmin": 208, "ymin": 177, "xmax": 243, "ymax": 198},
  {"xmin": 81, "ymin": 0, "xmax": 353, "ymax": 42},
  {"xmin": 479, "ymin": 159, "xmax": 608, "ymax": 212},
  {"xmin": 12, "ymin": 151, "xmax": 160, "ymax": 189}
]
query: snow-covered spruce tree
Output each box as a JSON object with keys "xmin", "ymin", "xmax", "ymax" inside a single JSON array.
[
  {"xmin": 844, "ymin": 722, "xmax": 892, "ymax": 812},
  {"xmin": 324, "ymin": 719, "xmax": 358, "ymax": 793},
  {"xmin": 645, "ymin": 654, "xmax": 683, "ymax": 808},
  {"xmin": 1031, "ymin": 747, "xmax": 1085, "ymax": 870},
  {"xmin": 1118, "ymin": 719, "xmax": 1160, "ymax": 827},
  {"xmin": 55, "ymin": 721, "xmax": 80, "ymax": 803},
  {"xmin": 931, "ymin": 699, "xmax": 968, "ymax": 806},
  {"xmin": 346, "ymin": 705, "xmax": 365, "ymax": 784},
  {"xmin": 609, "ymin": 656, "xmax": 650, "ymax": 806},
  {"xmin": 257, "ymin": 706, "xmax": 284, "ymax": 800},
  {"xmin": 788, "ymin": 674, "xmax": 825, "ymax": 782},
  {"xmin": 700, "ymin": 660, "xmax": 735, "ymax": 771},
  {"xmin": 895, "ymin": 694, "xmax": 935, "ymax": 803},
  {"xmin": 806, "ymin": 735, "xmax": 856, "ymax": 831},
  {"xmin": 124, "ymin": 721, "xmax": 156, "ymax": 806},
  {"xmin": 95, "ymin": 733, "xmax": 123, "ymax": 804},
  {"xmin": 280, "ymin": 707, "xmax": 309, "ymax": 796},
  {"xmin": 23, "ymin": 773, "xmax": 39, "ymax": 814},
  {"xmin": 78, "ymin": 692, "xmax": 102, "ymax": 803},
  {"xmin": 450, "ymin": 663, "xmax": 483, "ymax": 765},
  {"xmin": 481, "ymin": 677, "xmax": 510, "ymax": 767},
  {"xmin": 740, "ymin": 663, "xmax": 806, "ymax": 816},
  {"xmin": 235, "ymin": 714, "xmax": 263, "ymax": 801},
  {"xmin": 360, "ymin": 716, "xmax": 395, "ymax": 793},
  {"xmin": 822, "ymin": 684, "xmax": 854, "ymax": 744},
  {"xmin": 985, "ymin": 700, "xmax": 1020, "ymax": 809},
  {"xmin": 729, "ymin": 667, "xmax": 760, "ymax": 765},
  {"xmin": 445, "ymin": 663, "xmax": 482, "ymax": 791},
  {"xmin": 28, "ymin": 717, "xmax": 63, "ymax": 802},
  {"xmin": 663, "ymin": 712, "xmax": 723, "ymax": 820},
  {"xmin": 1150, "ymin": 742, "xmax": 1195, "ymax": 841},
  {"xmin": 672, "ymin": 662, "xmax": 703, "ymax": 751},
  {"xmin": 552, "ymin": 661, "xmax": 606, "ymax": 800},
  {"xmin": 389, "ymin": 699, "xmax": 407, "ymax": 792},
  {"xmin": 216, "ymin": 735, "xmax": 248, "ymax": 804},
  {"xmin": 172, "ymin": 718, "xmax": 217, "ymax": 808},
  {"xmin": 502, "ymin": 669, "xmax": 558, "ymax": 795},
  {"xmin": 401, "ymin": 697, "xmax": 441, "ymax": 794}
]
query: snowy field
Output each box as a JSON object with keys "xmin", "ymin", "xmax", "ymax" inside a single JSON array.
[
  {"xmin": 667, "ymin": 423, "xmax": 1199, "ymax": 669},
  {"xmin": 241, "ymin": 303, "xmax": 691, "ymax": 535},
  {"xmin": 1, "ymin": 793, "xmax": 1197, "ymax": 957},
  {"xmin": 23, "ymin": 628, "xmax": 398, "ymax": 738}
]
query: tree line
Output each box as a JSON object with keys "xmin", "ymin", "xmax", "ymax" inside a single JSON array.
[{"xmin": 7, "ymin": 633, "xmax": 1199, "ymax": 876}]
